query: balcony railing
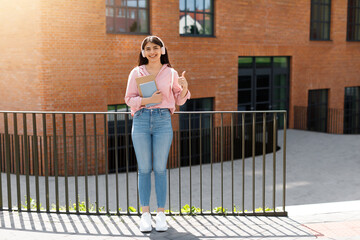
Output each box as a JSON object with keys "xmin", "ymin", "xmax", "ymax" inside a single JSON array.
[{"xmin": 0, "ymin": 110, "xmax": 287, "ymax": 216}]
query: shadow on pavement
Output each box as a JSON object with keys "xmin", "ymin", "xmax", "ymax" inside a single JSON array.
[{"xmin": 0, "ymin": 210, "xmax": 316, "ymax": 239}]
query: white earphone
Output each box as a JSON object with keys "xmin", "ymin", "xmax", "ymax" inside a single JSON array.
[{"xmin": 141, "ymin": 36, "xmax": 166, "ymax": 58}]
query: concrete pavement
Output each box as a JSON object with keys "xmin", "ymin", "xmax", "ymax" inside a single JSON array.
[{"xmin": 0, "ymin": 200, "xmax": 360, "ymax": 239}]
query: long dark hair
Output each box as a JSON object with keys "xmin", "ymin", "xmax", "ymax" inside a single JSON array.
[{"xmin": 138, "ymin": 36, "xmax": 172, "ymax": 67}]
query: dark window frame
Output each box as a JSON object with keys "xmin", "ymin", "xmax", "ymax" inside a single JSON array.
[
  {"xmin": 310, "ymin": 0, "xmax": 332, "ymax": 41},
  {"xmin": 238, "ymin": 56, "xmax": 290, "ymax": 128},
  {"xmin": 237, "ymin": 57, "xmax": 290, "ymax": 112},
  {"xmin": 106, "ymin": 0, "xmax": 150, "ymax": 35},
  {"xmin": 179, "ymin": 0, "xmax": 215, "ymax": 37},
  {"xmin": 307, "ymin": 89, "xmax": 329, "ymax": 132},
  {"xmin": 344, "ymin": 86, "xmax": 360, "ymax": 134},
  {"xmin": 347, "ymin": 0, "xmax": 360, "ymax": 41}
]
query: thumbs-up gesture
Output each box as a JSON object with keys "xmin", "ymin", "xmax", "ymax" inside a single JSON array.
[{"xmin": 178, "ymin": 71, "xmax": 188, "ymax": 90}]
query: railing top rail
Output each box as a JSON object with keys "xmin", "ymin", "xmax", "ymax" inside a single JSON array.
[{"xmin": 0, "ymin": 110, "xmax": 287, "ymax": 114}]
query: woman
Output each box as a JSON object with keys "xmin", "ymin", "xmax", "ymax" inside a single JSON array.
[{"xmin": 124, "ymin": 36, "xmax": 190, "ymax": 232}]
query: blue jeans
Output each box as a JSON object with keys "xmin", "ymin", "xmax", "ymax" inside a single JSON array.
[{"xmin": 131, "ymin": 108, "xmax": 173, "ymax": 208}]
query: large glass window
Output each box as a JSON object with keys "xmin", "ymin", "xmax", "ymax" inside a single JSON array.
[
  {"xmin": 347, "ymin": 0, "xmax": 360, "ymax": 41},
  {"xmin": 310, "ymin": 0, "xmax": 331, "ymax": 40},
  {"xmin": 106, "ymin": 0, "xmax": 149, "ymax": 34},
  {"xmin": 238, "ymin": 56, "xmax": 290, "ymax": 128},
  {"xmin": 307, "ymin": 89, "xmax": 329, "ymax": 132},
  {"xmin": 179, "ymin": 0, "xmax": 214, "ymax": 36},
  {"xmin": 344, "ymin": 86, "xmax": 360, "ymax": 134}
]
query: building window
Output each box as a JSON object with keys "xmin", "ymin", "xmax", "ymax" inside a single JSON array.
[
  {"xmin": 344, "ymin": 87, "xmax": 360, "ymax": 134},
  {"xmin": 307, "ymin": 89, "xmax": 329, "ymax": 132},
  {"xmin": 179, "ymin": 0, "xmax": 214, "ymax": 36},
  {"xmin": 310, "ymin": 0, "xmax": 331, "ymax": 40},
  {"xmin": 347, "ymin": 0, "xmax": 360, "ymax": 41},
  {"xmin": 238, "ymin": 56, "xmax": 290, "ymax": 128},
  {"xmin": 106, "ymin": 0, "xmax": 149, "ymax": 34}
]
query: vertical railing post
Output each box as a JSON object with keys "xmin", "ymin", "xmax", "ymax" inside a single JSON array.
[
  {"xmin": 262, "ymin": 112, "xmax": 266, "ymax": 212},
  {"xmin": 231, "ymin": 113, "xmax": 234, "ymax": 213},
  {"xmin": 62, "ymin": 113, "xmax": 69, "ymax": 213},
  {"xmin": 273, "ymin": 113, "xmax": 277, "ymax": 212},
  {"xmin": 241, "ymin": 113, "xmax": 245, "ymax": 213},
  {"xmin": 252, "ymin": 113, "xmax": 256, "ymax": 213},
  {"xmin": 168, "ymin": 132, "xmax": 171, "ymax": 214},
  {"xmin": 199, "ymin": 114, "xmax": 203, "ymax": 214},
  {"xmin": 73, "ymin": 114, "xmax": 79, "ymax": 214},
  {"xmin": 83, "ymin": 114, "xmax": 89, "ymax": 213},
  {"xmin": 178, "ymin": 126, "xmax": 182, "ymax": 215},
  {"xmin": 24, "ymin": 113, "xmax": 30, "ymax": 211},
  {"xmin": 94, "ymin": 114, "xmax": 99, "ymax": 214},
  {"xmin": 4, "ymin": 113, "xmax": 12, "ymax": 210},
  {"xmin": 125, "ymin": 113, "xmax": 130, "ymax": 214},
  {"xmin": 283, "ymin": 112, "xmax": 287, "ymax": 212},
  {"xmin": 32, "ymin": 113, "xmax": 40, "ymax": 212},
  {"xmin": 14, "ymin": 113, "xmax": 21, "ymax": 211},
  {"xmin": 114, "ymin": 113, "xmax": 119, "ymax": 215},
  {"xmin": 189, "ymin": 113, "xmax": 192, "ymax": 213},
  {"xmin": 53, "ymin": 113, "xmax": 59, "ymax": 212},
  {"xmin": 43, "ymin": 114, "xmax": 49, "ymax": 212},
  {"xmin": 221, "ymin": 113, "xmax": 224, "ymax": 214},
  {"xmin": 104, "ymin": 114, "xmax": 109, "ymax": 214},
  {"xmin": 210, "ymin": 113, "xmax": 213, "ymax": 214}
]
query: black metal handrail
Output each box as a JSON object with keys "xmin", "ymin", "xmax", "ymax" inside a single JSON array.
[{"xmin": 0, "ymin": 110, "xmax": 287, "ymax": 216}]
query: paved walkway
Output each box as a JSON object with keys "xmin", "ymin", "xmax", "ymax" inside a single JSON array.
[{"xmin": 0, "ymin": 200, "xmax": 360, "ymax": 239}]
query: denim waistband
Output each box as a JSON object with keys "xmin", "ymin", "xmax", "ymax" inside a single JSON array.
[{"xmin": 140, "ymin": 108, "xmax": 170, "ymax": 113}]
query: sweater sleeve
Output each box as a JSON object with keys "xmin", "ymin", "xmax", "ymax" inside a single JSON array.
[
  {"xmin": 172, "ymin": 69, "xmax": 191, "ymax": 106},
  {"xmin": 124, "ymin": 67, "xmax": 142, "ymax": 109}
]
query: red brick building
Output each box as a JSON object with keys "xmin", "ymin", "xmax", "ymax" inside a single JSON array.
[{"xmin": 0, "ymin": 0, "xmax": 359, "ymax": 175}]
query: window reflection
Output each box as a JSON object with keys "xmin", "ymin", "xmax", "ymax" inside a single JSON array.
[
  {"xmin": 107, "ymin": 0, "xmax": 149, "ymax": 34},
  {"xmin": 186, "ymin": 0, "xmax": 195, "ymax": 11},
  {"xmin": 180, "ymin": 0, "xmax": 213, "ymax": 36}
]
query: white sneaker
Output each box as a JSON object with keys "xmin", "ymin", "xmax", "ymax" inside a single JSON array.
[
  {"xmin": 155, "ymin": 212, "xmax": 168, "ymax": 231},
  {"xmin": 139, "ymin": 212, "xmax": 152, "ymax": 232}
]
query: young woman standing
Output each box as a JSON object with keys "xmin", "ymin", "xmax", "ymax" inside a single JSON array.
[{"xmin": 125, "ymin": 36, "xmax": 190, "ymax": 232}]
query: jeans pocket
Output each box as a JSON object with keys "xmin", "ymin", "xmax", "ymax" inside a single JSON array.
[
  {"xmin": 134, "ymin": 109, "xmax": 143, "ymax": 118},
  {"xmin": 160, "ymin": 109, "xmax": 170, "ymax": 118}
]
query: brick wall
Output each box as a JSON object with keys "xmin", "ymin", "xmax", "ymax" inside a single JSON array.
[
  {"xmin": 2, "ymin": 0, "xmax": 359, "ymax": 123},
  {"xmin": 0, "ymin": 0, "xmax": 42, "ymax": 111}
]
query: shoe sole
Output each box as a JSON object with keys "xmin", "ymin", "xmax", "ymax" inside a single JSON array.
[
  {"xmin": 140, "ymin": 227, "xmax": 152, "ymax": 233},
  {"xmin": 155, "ymin": 226, "xmax": 168, "ymax": 232},
  {"xmin": 140, "ymin": 224, "xmax": 152, "ymax": 233}
]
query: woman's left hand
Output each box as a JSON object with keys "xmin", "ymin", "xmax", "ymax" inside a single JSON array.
[{"xmin": 178, "ymin": 71, "xmax": 188, "ymax": 90}]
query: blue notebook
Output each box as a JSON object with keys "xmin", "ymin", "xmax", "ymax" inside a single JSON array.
[{"xmin": 139, "ymin": 81, "xmax": 159, "ymax": 107}]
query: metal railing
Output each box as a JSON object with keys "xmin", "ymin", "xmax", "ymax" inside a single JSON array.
[
  {"xmin": 0, "ymin": 110, "xmax": 287, "ymax": 216},
  {"xmin": 294, "ymin": 106, "xmax": 350, "ymax": 134}
]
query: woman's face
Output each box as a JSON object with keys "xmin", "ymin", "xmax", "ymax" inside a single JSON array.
[{"xmin": 143, "ymin": 42, "xmax": 162, "ymax": 63}]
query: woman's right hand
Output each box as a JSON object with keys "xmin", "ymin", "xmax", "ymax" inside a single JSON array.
[{"xmin": 151, "ymin": 91, "xmax": 162, "ymax": 103}]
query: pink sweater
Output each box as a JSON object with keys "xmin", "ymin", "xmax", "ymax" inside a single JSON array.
[{"xmin": 124, "ymin": 64, "xmax": 191, "ymax": 116}]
